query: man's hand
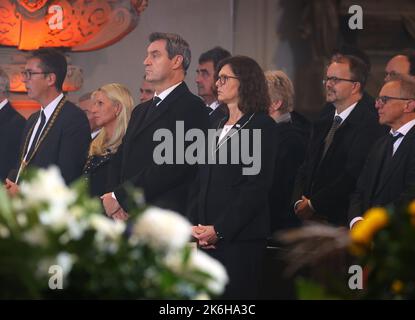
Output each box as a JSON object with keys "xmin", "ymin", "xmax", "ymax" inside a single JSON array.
[
  {"xmin": 112, "ymin": 208, "xmax": 129, "ymax": 221},
  {"xmin": 101, "ymin": 192, "xmax": 123, "ymax": 218},
  {"xmin": 193, "ymin": 225, "xmax": 218, "ymax": 249},
  {"xmin": 294, "ymin": 195, "xmax": 315, "ymax": 220},
  {"xmin": 4, "ymin": 178, "xmax": 19, "ymax": 197}
]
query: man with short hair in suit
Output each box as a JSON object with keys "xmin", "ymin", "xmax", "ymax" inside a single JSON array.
[
  {"xmin": 196, "ymin": 46, "xmax": 231, "ymax": 128},
  {"xmin": 0, "ymin": 68, "xmax": 26, "ymax": 181},
  {"xmin": 5, "ymin": 49, "xmax": 91, "ymax": 193},
  {"xmin": 102, "ymin": 32, "xmax": 209, "ymax": 219},
  {"xmin": 384, "ymin": 49, "xmax": 415, "ymax": 82},
  {"xmin": 293, "ymin": 54, "xmax": 386, "ymax": 226},
  {"xmin": 348, "ymin": 77, "xmax": 415, "ymax": 227}
]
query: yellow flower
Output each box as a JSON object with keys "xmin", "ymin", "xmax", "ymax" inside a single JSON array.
[
  {"xmin": 350, "ymin": 207, "xmax": 389, "ymax": 246},
  {"xmin": 408, "ymin": 201, "xmax": 415, "ymax": 216},
  {"xmin": 391, "ymin": 280, "xmax": 404, "ymax": 294}
]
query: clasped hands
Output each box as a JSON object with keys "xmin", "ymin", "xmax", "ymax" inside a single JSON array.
[
  {"xmin": 294, "ymin": 195, "xmax": 315, "ymax": 220},
  {"xmin": 101, "ymin": 192, "xmax": 129, "ymax": 221},
  {"xmin": 191, "ymin": 224, "xmax": 218, "ymax": 249}
]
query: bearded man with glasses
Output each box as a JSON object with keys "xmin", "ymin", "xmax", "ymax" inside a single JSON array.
[{"xmin": 293, "ymin": 54, "xmax": 386, "ymax": 227}]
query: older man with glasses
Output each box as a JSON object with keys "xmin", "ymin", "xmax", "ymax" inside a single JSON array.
[
  {"xmin": 349, "ymin": 77, "xmax": 415, "ymax": 227},
  {"xmin": 293, "ymin": 54, "xmax": 386, "ymax": 227}
]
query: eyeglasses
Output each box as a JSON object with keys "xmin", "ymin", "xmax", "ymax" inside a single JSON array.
[
  {"xmin": 322, "ymin": 76, "xmax": 357, "ymax": 85},
  {"xmin": 376, "ymin": 96, "xmax": 415, "ymax": 105},
  {"xmin": 384, "ymin": 71, "xmax": 399, "ymax": 80},
  {"xmin": 21, "ymin": 70, "xmax": 50, "ymax": 80},
  {"xmin": 217, "ymin": 75, "xmax": 239, "ymax": 85}
]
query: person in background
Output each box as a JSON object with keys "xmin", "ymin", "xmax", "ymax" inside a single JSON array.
[
  {"xmin": 265, "ymin": 70, "xmax": 305, "ymax": 233},
  {"xmin": 78, "ymin": 92, "xmax": 101, "ymax": 139},
  {"xmin": 0, "ymin": 68, "xmax": 26, "ymax": 181},
  {"xmin": 196, "ymin": 46, "xmax": 231, "ymax": 127},
  {"xmin": 139, "ymin": 76, "xmax": 155, "ymax": 103},
  {"xmin": 83, "ymin": 83, "xmax": 134, "ymax": 197},
  {"xmin": 384, "ymin": 49, "xmax": 415, "ymax": 82}
]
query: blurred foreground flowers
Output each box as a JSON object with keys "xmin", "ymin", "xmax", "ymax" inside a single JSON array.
[
  {"xmin": 0, "ymin": 166, "xmax": 227, "ymax": 299},
  {"xmin": 279, "ymin": 203, "xmax": 415, "ymax": 299}
]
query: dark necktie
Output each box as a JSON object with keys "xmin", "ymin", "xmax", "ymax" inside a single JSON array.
[
  {"xmin": 376, "ymin": 132, "xmax": 403, "ymax": 188},
  {"xmin": 321, "ymin": 115, "xmax": 342, "ymax": 160},
  {"xmin": 385, "ymin": 132, "xmax": 403, "ymax": 161},
  {"xmin": 144, "ymin": 96, "xmax": 161, "ymax": 122},
  {"xmin": 26, "ymin": 110, "xmax": 46, "ymax": 160}
]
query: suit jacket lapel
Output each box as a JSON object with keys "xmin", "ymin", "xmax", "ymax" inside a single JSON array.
[
  {"xmin": 133, "ymin": 82, "xmax": 188, "ymax": 138},
  {"xmin": 214, "ymin": 112, "xmax": 254, "ymax": 152},
  {"xmin": 375, "ymin": 126, "xmax": 415, "ymax": 194}
]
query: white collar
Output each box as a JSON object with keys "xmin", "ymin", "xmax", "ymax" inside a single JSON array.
[
  {"xmin": 334, "ymin": 102, "xmax": 358, "ymax": 123},
  {"xmin": 390, "ymin": 118, "xmax": 415, "ymax": 137},
  {"xmin": 154, "ymin": 82, "xmax": 182, "ymax": 103},
  {"xmin": 41, "ymin": 93, "xmax": 64, "ymax": 120},
  {"xmin": 0, "ymin": 98, "xmax": 8, "ymax": 111}
]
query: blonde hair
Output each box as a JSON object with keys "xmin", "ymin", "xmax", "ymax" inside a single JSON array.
[
  {"xmin": 89, "ymin": 83, "xmax": 134, "ymax": 156},
  {"xmin": 265, "ymin": 70, "xmax": 294, "ymax": 113}
]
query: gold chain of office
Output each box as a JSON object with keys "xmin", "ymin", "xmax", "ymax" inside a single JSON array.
[{"xmin": 18, "ymin": 96, "xmax": 66, "ymax": 173}]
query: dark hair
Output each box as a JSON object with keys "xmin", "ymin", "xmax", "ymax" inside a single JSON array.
[
  {"xmin": 199, "ymin": 46, "xmax": 231, "ymax": 70},
  {"xmin": 216, "ymin": 56, "xmax": 270, "ymax": 114},
  {"xmin": 400, "ymin": 49, "xmax": 415, "ymax": 76},
  {"xmin": 331, "ymin": 45, "xmax": 371, "ymax": 72},
  {"xmin": 330, "ymin": 54, "xmax": 369, "ymax": 92},
  {"xmin": 30, "ymin": 48, "xmax": 67, "ymax": 91},
  {"xmin": 149, "ymin": 32, "xmax": 191, "ymax": 71}
]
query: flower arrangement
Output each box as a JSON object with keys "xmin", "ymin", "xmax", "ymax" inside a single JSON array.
[
  {"xmin": 0, "ymin": 166, "xmax": 227, "ymax": 299},
  {"xmin": 279, "ymin": 201, "xmax": 415, "ymax": 299},
  {"xmin": 349, "ymin": 203, "xmax": 415, "ymax": 299}
]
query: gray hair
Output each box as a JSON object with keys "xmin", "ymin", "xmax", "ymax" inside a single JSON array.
[
  {"xmin": 0, "ymin": 68, "xmax": 10, "ymax": 96},
  {"xmin": 149, "ymin": 32, "xmax": 191, "ymax": 72},
  {"xmin": 265, "ymin": 70, "xmax": 294, "ymax": 113}
]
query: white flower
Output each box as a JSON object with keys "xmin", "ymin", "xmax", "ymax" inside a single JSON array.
[
  {"xmin": 194, "ymin": 292, "xmax": 210, "ymax": 300},
  {"xmin": 0, "ymin": 224, "xmax": 10, "ymax": 238},
  {"xmin": 90, "ymin": 215, "xmax": 126, "ymax": 241},
  {"xmin": 189, "ymin": 250, "xmax": 228, "ymax": 295},
  {"xmin": 23, "ymin": 225, "xmax": 48, "ymax": 246},
  {"xmin": 130, "ymin": 207, "xmax": 191, "ymax": 251},
  {"xmin": 20, "ymin": 166, "xmax": 76, "ymax": 209},
  {"xmin": 57, "ymin": 252, "xmax": 75, "ymax": 277}
]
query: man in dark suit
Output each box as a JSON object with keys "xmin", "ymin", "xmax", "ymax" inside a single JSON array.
[
  {"xmin": 293, "ymin": 54, "xmax": 386, "ymax": 226},
  {"xmin": 5, "ymin": 49, "xmax": 90, "ymax": 193},
  {"xmin": 0, "ymin": 68, "xmax": 26, "ymax": 181},
  {"xmin": 384, "ymin": 49, "xmax": 415, "ymax": 82},
  {"xmin": 196, "ymin": 46, "xmax": 231, "ymax": 128},
  {"xmin": 348, "ymin": 77, "xmax": 415, "ymax": 226},
  {"xmin": 102, "ymin": 32, "xmax": 209, "ymax": 219}
]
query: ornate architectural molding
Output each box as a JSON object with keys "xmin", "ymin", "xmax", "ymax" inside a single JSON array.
[{"xmin": 0, "ymin": 0, "xmax": 149, "ymax": 51}]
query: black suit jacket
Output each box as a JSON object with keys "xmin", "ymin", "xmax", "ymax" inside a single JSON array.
[
  {"xmin": 110, "ymin": 82, "xmax": 209, "ymax": 215},
  {"xmin": 348, "ymin": 125, "xmax": 415, "ymax": 221},
  {"xmin": 270, "ymin": 120, "xmax": 305, "ymax": 232},
  {"xmin": 188, "ymin": 112, "xmax": 276, "ymax": 241},
  {"xmin": 293, "ymin": 97, "xmax": 387, "ymax": 226},
  {"xmin": 209, "ymin": 103, "xmax": 228, "ymax": 129},
  {"xmin": 0, "ymin": 102, "xmax": 26, "ymax": 181},
  {"xmin": 12, "ymin": 100, "xmax": 91, "ymax": 184}
]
